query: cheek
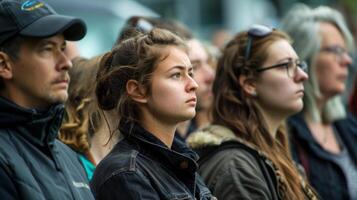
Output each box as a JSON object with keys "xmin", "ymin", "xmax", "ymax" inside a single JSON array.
[
  {"xmin": 314, "ymin": 56, "xmax": 339, "ymax": 83},
  {"xmin": 151, "ymin": 82, "xmax": 181, "ymax": 105},
  {"xmin": 258, "ymin": 77, "xmax": 292, "ymax": 102}
]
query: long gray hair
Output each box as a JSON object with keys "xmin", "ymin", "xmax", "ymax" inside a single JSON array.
[{"xmin": 281, "ymin": 3, "xmax": 354, "ymax": 123}]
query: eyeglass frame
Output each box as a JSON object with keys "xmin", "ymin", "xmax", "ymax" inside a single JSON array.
[
  {"xmin": 320, "ymin": 45, "xmax": 351, "ymax": 62},
  {"xmin": 244, "ymin": 24, "xmax": 274, "ymax": 61},
  {"xmin": 256, "ymin": 60, "xmax": 308, "ymax": 77}
]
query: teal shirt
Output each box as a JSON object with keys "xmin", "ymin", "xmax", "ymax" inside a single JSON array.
[{"xmin": 79, "ymin": 154, "xmax": 96, "ymax": 181}]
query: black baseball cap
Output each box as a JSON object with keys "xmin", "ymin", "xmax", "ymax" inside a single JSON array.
[{"xmin": 0, "ymin": 0, "xmax": 86, "ymax": 45}]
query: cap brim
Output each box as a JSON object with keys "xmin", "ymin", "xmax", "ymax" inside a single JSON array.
[{"xmin": 19, "ymin": 15, "xmax": 86, "ymax": 41}]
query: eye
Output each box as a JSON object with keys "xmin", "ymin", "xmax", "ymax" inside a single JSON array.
[
  {"xmin": 192, "ymin": 62, "xmax": 201, "ymax": 71},
  {"xmin": 285, "ymin": 61, "xmax": 295, "ymax": 70},
  {"xmin": 61, "ymin": 46, "xmax": 66, "ymax": 52},
  {"xmin": 188, "ymin": 71, "xmax": 194, "ymax": 78},
  {"xmin": 171, "ymin": 72, "xmax": 181, "ymax": 79},
  {"xmin": 42, "ymin": 46, "xmax": 53, "ymax": 52}
]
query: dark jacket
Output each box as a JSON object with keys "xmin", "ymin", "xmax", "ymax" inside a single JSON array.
[
  {"xmin": 0, "ymin": 97, "xmax": 94, "ymax": 200},
  {"xmin": 187, "ymin": 125, "xmax": 318, "ymax": 200},
  {"xmin": 288, "ymin": 113, "xmax": 357, "ymax": 200},
  {"xmin": 90, "ymin": 122, "xmax": 215, "ymax": 200}
]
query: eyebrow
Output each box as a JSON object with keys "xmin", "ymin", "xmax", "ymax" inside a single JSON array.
[
  {"xmin": 275, "ymin": 57, "xmax": 298, "ymax": 63},
  {"xmin": 38, "ymin": 39, "xmax": 66, "ymax": 47},
  {"xmin": 167, "ymin": 65, "xmax": 193, "ymax": 72}
]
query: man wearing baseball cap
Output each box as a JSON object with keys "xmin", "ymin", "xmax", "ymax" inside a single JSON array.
[{"xmin": 0, "ymin": 0, "xmax": 94, "ymax": 199}]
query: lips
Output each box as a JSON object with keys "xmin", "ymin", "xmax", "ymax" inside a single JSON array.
[
  {"xmin": 338, "ymin": 74, "xmax": 348, "ymax": 82},
  {"xmin": 53, "ymin": 75, "xmax": 69, "ymax": 84},
  {"xmin": 186, "ymin": 97, "xmax": 197, "ymax": 103}
]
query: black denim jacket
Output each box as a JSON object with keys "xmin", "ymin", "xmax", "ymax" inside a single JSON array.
[{"xmin": 90, "ymin": 122, "xmax": 215, "ymax": 200}]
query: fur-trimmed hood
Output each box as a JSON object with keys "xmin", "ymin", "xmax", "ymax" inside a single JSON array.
[
  {"xmin": 187, "ymin": 124, "xmax": 262, "ymax": 155},
  {"xmin": 186, "ymin": 125, "xmax": 236, "ymax": 149}
]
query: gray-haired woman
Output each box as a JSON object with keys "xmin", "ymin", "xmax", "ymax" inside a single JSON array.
[{"xmin": 282, "ymin": 4, "xmax": 357, "ymax": 200}]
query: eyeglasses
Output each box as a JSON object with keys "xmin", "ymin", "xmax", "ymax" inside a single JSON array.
[
  {"xmin": 320, "ymin": 45, "xmax": 351, "ymax": 62},
  {"xmin": 244, "ymin": 25, "xmax": 273, "ymax": 61},
  {"xmin": 125, "ymin": 17, "xmax": 154, "ymax": 33},
  {"xmin": 256, "ymin": 60, "xmax": 308, "ymax": 77}
]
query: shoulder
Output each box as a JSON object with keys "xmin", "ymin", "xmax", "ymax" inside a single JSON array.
[
  {"xmin": 90, "ymin": 142, "xmax": 141, "ymax": 192},
  {"xmin": 334, "ymin": 112, "xmax": 357, "ymax": 137},
  {"xmin": 0, "ymin": 130, "xmax": 17, "ymax": 164},
  {"xmin": 200, "ymin": 142, "xmax": 262, "ymax": 175},
  {"xmin": 199, "ymin": 143, "xmax": 273, "ymax": 200},
  {"xmin": 91, "ymin": 167, "xmax": 159, "ymax": 199},
  {"xmin": 90, "ymin": 145, "xmax": 157, "ymax": 199},
  {"xmin": 54, "ymin": 139, "xmax": 79, "ymax": 156}
]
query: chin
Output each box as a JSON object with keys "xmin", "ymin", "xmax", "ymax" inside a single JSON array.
[
  {"xmin": 181, "ymin": 111, "xmax": 196, "ymax": 121},
  {"xmin": 48, "ymin": 92, "xmax": 68, "ymax": 104},
  {"xmin": 290, "ymin": 102, "xmax": 304, "ymax": 114}
]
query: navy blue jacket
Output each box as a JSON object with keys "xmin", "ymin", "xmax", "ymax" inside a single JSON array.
[
  {"xmin": 90, "ymin": 122, "xmax": 215, "ymax": 200},
  {"xmin": 288, "ymin": 113, "xmax": 357, "ymax": 200},
  {"xmin": 0, "ymin": 97, "xmax": 94, "ymax": 200}
]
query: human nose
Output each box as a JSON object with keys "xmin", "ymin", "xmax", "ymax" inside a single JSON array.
[
  {"xmin": 339, "ymin": 52, "xmax": 353, "ymax": 67},
  {"xmin": 57, "ymin": 50, "xmax": 72, "ymax": 71},
  {"xmin": 293, "ymin": 66, "xmax": 308, "ymax": 82},
  {"xmin": 186, "ymin": 75, "xmax": 199, "ymax": 92}
]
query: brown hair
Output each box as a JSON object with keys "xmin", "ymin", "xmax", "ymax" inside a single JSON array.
[
  {"xmin": 212, "ymin": 30, "xmax": 313, "ymax": 199},
  {"xmin": 96, "ymin": 28, "xmax": 187, "ymax": 135},
  {"xmin": 60, "ymin": 56, "xmax": 102, "ymax": 156}
]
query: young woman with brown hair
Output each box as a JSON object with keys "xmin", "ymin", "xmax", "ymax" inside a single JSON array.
[
  {"xmin": 187, "ymin": 25, "xmax": 318, "ymax": 199},
  {"xmin": 90, "ymin": 28, "xmax": 215, "ymax": 200}
]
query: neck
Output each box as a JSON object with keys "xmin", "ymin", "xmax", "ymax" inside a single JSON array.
[
  {"xmin": 0, "ymin": 86, "xmax": 47, "ymax": 109},
  {"xmin": 303, "ymin": 95, "xmax": 328, "ymax": 124},
  {"xmin": 195, "ymin": 109, "xmax": 210, "ymax": 128},
  {"xmin": 90, "ymin": 111, "xmax": 120, "ymax": 164},
  {"xmin": 177, "ymin": 120, "xmax": 191, "ymax": 138},
  {"xmin": 257, "ymin": 105, "xmax": 285, "ymax": 138},
  {"xmin": 140, "ymin": 109, "xmax": 177, "ymax": 148},
  {"xmin": 315, "ymin": 95, "xmax": 327, "ymax": 119},
  {"xmin": 90, "ymin": 123, "xmax": 118, "ymax": 164}
]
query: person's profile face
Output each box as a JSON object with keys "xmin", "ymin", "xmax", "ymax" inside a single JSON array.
[
  {"xmin": 253, "ymin": 39, "xmax": 308, "ymax": 117},
  {"xmin": 313, "ymin": 22, "xmax": 352, "ymax": 99},
  {"xmin": 6, "ymin": 34, "xmax": 72, "ymax": 109},
  {"xmin": 144, "ymin": 46, "xmax": 198, "ymax": 124},
  {"xmin": 187, "ymin": 39, "xmax": 215, "ymax": 111}
]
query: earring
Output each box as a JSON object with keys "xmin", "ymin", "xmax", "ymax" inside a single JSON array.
[{"xmin": 251, "ymin": 91, "xmax": 257, "ymax": 97}]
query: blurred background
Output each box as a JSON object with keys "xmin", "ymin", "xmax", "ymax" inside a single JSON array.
[
  {"xmin": 46, "ymin": 0, "xmax": 357, "ymax": 102},
  {"xmin": 46, "ymin": 0, "xmax": 357, "ymax": 57}
]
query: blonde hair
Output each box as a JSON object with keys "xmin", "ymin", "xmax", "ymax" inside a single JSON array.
[{"xmin": 60, "ymin": 56, "xmax": 102, "ymax": 157}]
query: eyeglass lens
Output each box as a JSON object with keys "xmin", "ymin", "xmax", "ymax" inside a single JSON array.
[{"xmin": 287, "ymin": 61, "xmax": 308, "ymax": 77}]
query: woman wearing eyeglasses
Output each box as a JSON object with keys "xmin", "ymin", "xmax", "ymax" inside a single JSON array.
[
  {"xmin": 187, "ymin": 25, "xmax": 318, "ymax": 200},
  {"xmin": 282, "ymin": 4, "xmax": 357, "ymax": 200}
]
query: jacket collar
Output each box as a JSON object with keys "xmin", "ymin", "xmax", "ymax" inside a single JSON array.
[
  {"xmin": 0, "ymin": 96, "xmax": 64, "ymax": 146},
  {"xmin": 288, "ymin": 112, "xmax": 357, "ymax": 162},
  {"xmin": 121, "ymin": 122, "xmax": 199, "ymax": 173},
  {"xmin": 287, "ymin": 113, "xmax": 316, "ymax": 143},
  {"xmin": 187, "ymin": 124, "xmax": 266, "ymax": 156}
]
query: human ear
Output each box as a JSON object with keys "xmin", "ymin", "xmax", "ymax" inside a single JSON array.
[
  {"xmin": 239, "ymin": 75, "xmax": 257, "ymax": 97},
  {"xmin": 126, "ymin": 79, "xmax": 148, "ymax": 103},
  {"xmin": 0, "ymin": 52, "xmax": 13, "ymax": 80}
]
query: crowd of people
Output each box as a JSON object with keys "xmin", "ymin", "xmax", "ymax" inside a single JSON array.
[{"xmin": 1, "ymin": 0, "xmax": 357, "ymax": 199}]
